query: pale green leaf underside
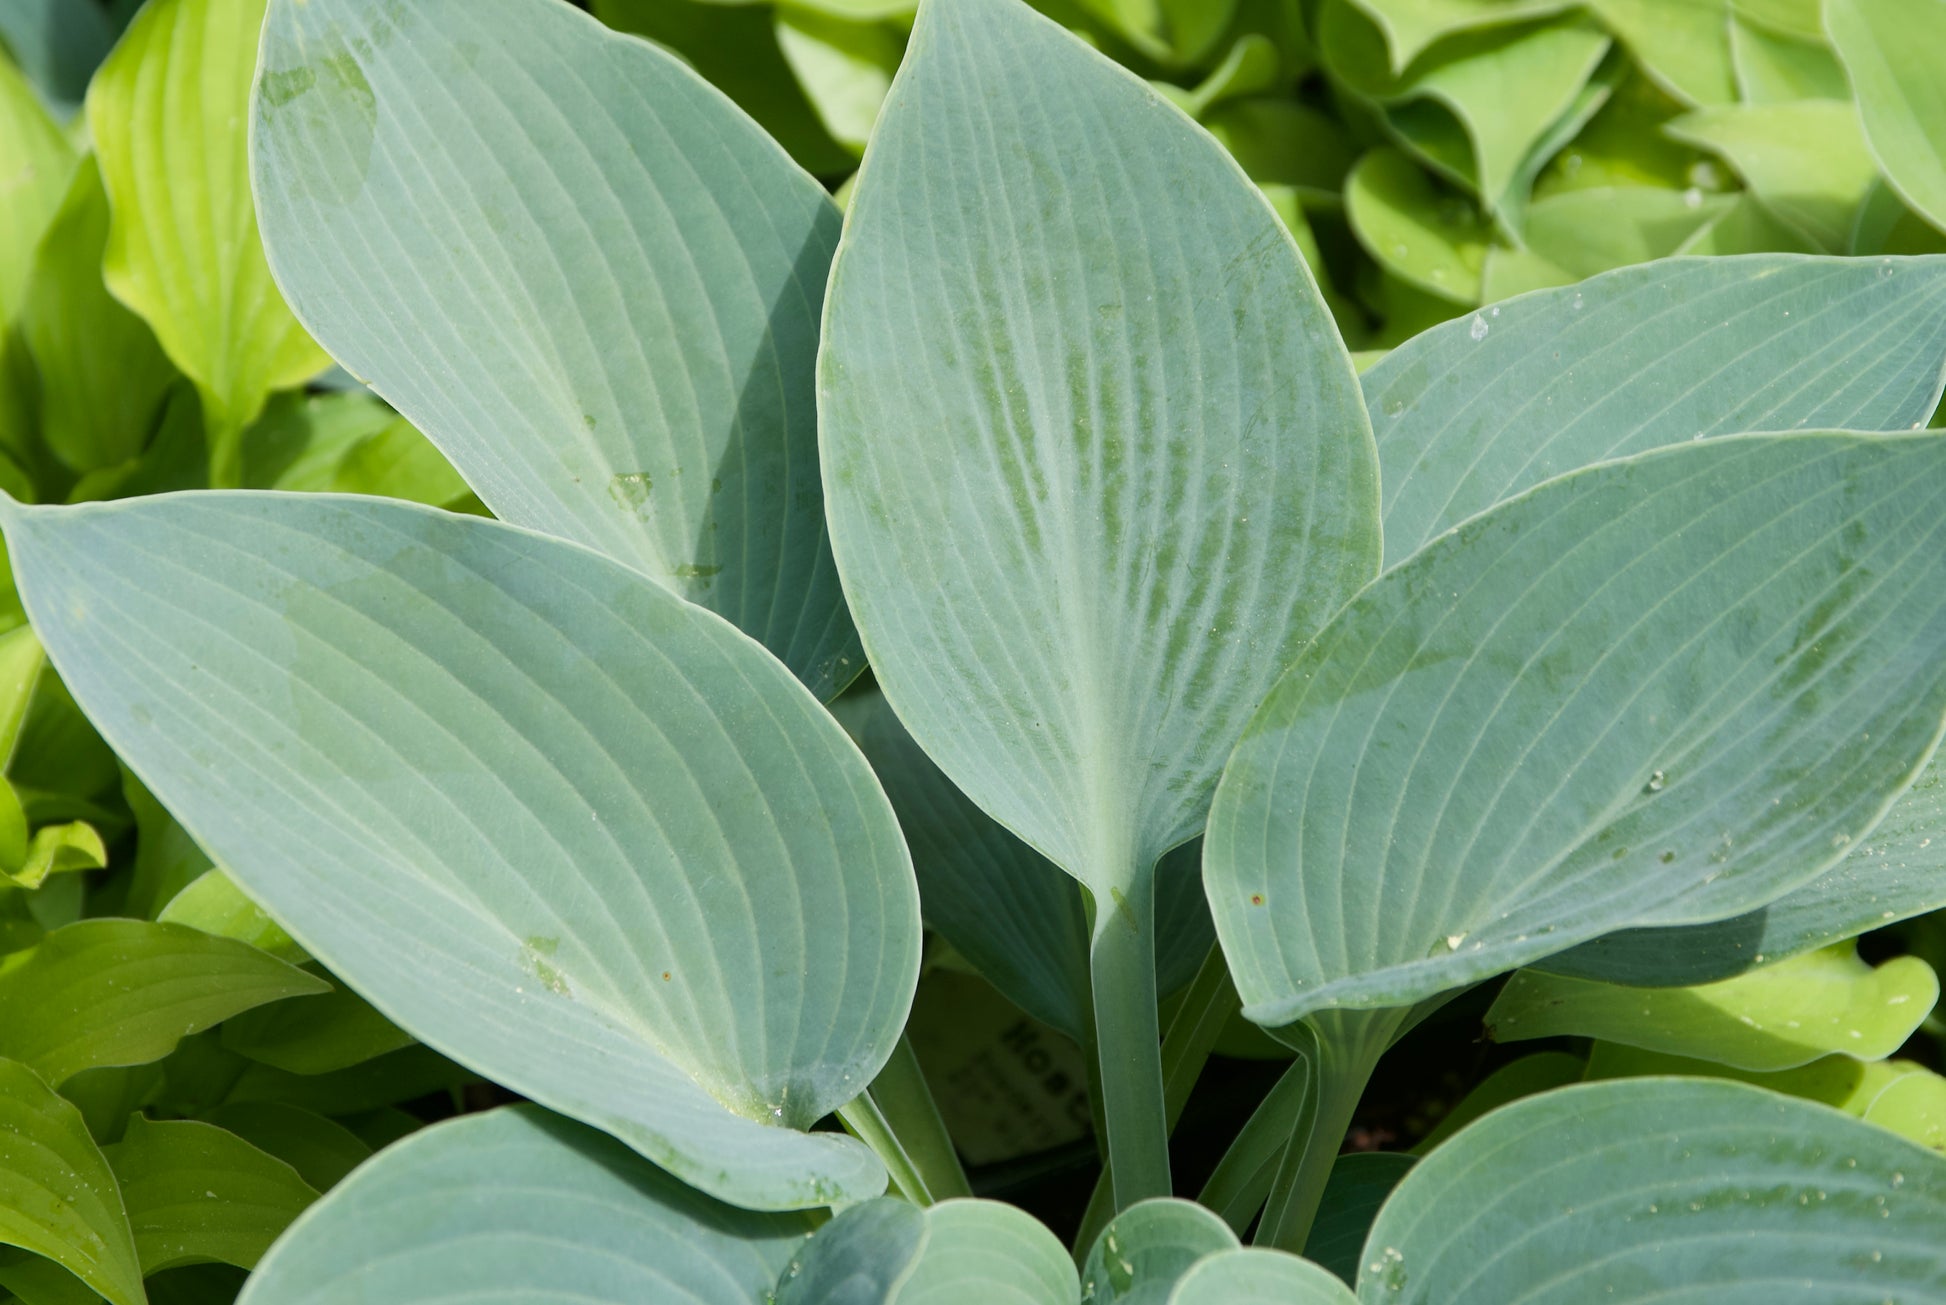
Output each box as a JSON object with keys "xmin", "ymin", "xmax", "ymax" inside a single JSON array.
[
  {"xmin": 88, "ymin": 0, "xmax": 327, "ymax": 437},
  {"xmin": 251, "ymin": 0, "xmax": 862, "ymax": 700},
  {"xmin": 1082, "ymin": 1198, "xmax": 1238, "ymax": 1304},
  {"xmin": 820, "ymin": 0, "xmax": 1379, "ymax": 888},
  {"xmin": 1827, "ymin": 0, "xmax": 1946, "ymax": 235},
  {"xmin": 1361, "ymin": 1078, "xmax": 1946, "ymax": 1301},
  {"xmin": 776, "ymin": 1198, "xmax": 1078, "ymax": 1304},
  {"xmin": 0, "ymin": 1059, "xmax": 142, "ymax": 1305},
  {"xmin": 833, "ymin": 688, "xmax": 1212, "ymax": 1041},
  {"xmin": 0, "ymin": 919, "xmax": 327, "ymax": 1087},
  {"xmin": 240, "ymin": 1106, "xmax": 812, "ymax": 1305},
  {"xmin": 1207, "ymin": 434, "xmax": 1946, "ymax": 1029},
  {"xmin": 0, "ymin": 492, "xmax": 919, "ymax": 1210},
  {"xmin": 1549, "ymin": 758, "xmax": 1946, "ymax": 985},
  {"xmin": 1169, "ymin": 1249, "xmax": 1356, "ymax": 1304},
  {"xmin": 108, "ymin": 1116, "xmax": 319, "ymax": 1274},
  {"xmin": 1487, "ymin": 944, "xmax": 1938, "ymax": 1071},
  {"xmin": 1366, "ymin": 255, "xmax": 1946, "ymax": 567}
]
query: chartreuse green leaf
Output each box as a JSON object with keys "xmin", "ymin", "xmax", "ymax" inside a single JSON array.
[
  {"xmin": 1083, "ymin": 1199, "xmax": 1237, "ymax": 1304},
  {"xmin": 1581, "ymin": 1040, "xmax": 1946, "ymax": 1152},
  {"xmin": 87, "ymin": 0, "xmax": 328, "ymax": 483},
  {"xmin": 775, "ymin": 6, "xmax": 903, "ymax": 154},
  {"xmin": 0, "ymin": 1058, "xmax": 142, "ymax": 1305},
  {"xmin": 251, "ymin": 0, "xmax": 863, "ymax": 702},
  {"xmin": 1365, "ymin": 256, "xmax": 1946, "ymax": 567},
  {"xmin": 0, "ymin": 920, "xmax": 327, "ymax": 1087},
  {"xmin": 1828, "ymin": 0, "xmax": 1946, "ymax": 234},
  {"xmin": 108, "ymin": 1116, "xmax": 318, "ymax": 1274},
  {"xmin": 1318, "ymin": 1, "xmax": 1610, "ymax": 221},
  {"xmin": 1487, "ymin": 944, "xmax": 1938, "ymax": 1071},
  {"xmin": 1361, "ymin": 1078, "xmax": 1946, "ymax": 1301},
  {"xmin": 0, "ymin": 492, "xmax": 920, "ymax": 1210},
  {"xmin": 776, "ymin": 1198, "xmax": 1076, "ymax": 1304},
  {"xmin": 1667, "ymin": 103, "xmax": 1881, "ymax": 251},
  {"xmin": 8, "ymin": 821, "xmax": 106, "ymax": 889},
  {"xmin": 833, "ymin": 688, "xmax": 1212, "ymax": 1042},
  {"xmin": 1478, "ymin": 187, "xmax": 1733, "ymax": 300},
  {"xmin": 1207, "ymin": 434, "xmax": 1946, "ymax": 1036},
  {"xmin": 1728, "ymin": 16, "xmax": 1848, "ymax": 103},
  {"xmin": 820, "ymin": 0, "xmax": 1378, "ymax": 1206},
  {"xmin": 1342, "ymin": 0, "xmax": 1573, "ymax": 68},
  {"xmin": 158, "ymin": 870, "xmax": 308, "ymax": 967},
  {"xmin": 240, "ymin": 1106, "xmax": 814, "ymax": 1305},
  {"xmin": 19, "ymin": 157, "xmax": 178, "ymax": 477},
  {"xmin": 1586, "ymin": 0, "xmax": 1736, "ymax": 105},
  {"xmin": 1546, "ymin": 758, "xmax": 1946, "ymax": 984},
  {"xmin": 1346, "ymin": 147, "xmax": 1489, "ymax": 303},
  {"xmin": 1169, "ymin": 1249, "xmax": 1355, "ymax": 1304},
  {"xmin": 0, "ymin": 50, "xmax": 72, "ymax": 327}
]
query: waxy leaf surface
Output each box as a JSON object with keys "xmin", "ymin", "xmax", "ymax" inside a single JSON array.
[
  {"xmin": 0, "ymin": 492, "xmax": 920, "ymax": 1210},
  {"xmin": 1365, "ymin": 255, "xmax": 1946, "ymax": 567},
  {"xmin": 776, "ymin": 1198, "xmax": 1077, "ymax": 1305},
  {"xmin": 1828, "ymin": 0, "xmax": 1946, "ymax": 234},
  {"xmin": 1360, "ymin": 1078, "xmax": 1946, "ymax": 1301},
  {"xmin": 1208, "ymin": 434, "xmax": 1946, "ymax": 1029},
  {"xmin": 1082, "ymin": 1199, "xmax": 1238, "ymax": 1304},
  {"xmin": 252, "ymin": 0, "xmax": 862, "ymax": 699},
  {"xmin": 820, "ymin": 0, "xmax": 1378, "ymax": 896},
  {"xmin": 1169, "ymin": 1249, "xmax": 1355, "ymax": 1304},
  {"xmin": 240, "ymin": 1106, "xmax": 813, "ymax": 1305}
]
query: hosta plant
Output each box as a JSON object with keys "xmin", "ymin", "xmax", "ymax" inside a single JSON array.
[{"xmin": 3, "ymin": 0, "xmax": 1946, "ymax": 1301}]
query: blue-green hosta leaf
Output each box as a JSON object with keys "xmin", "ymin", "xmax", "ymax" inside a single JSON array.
[
  {"xmin": 776, "ymin": 1198, "xmax": 1077, "ymax": 1305},
  {"xmin": 107, "ymin": 1116, "xmax": 318, "ymax": 1274},
  {"xmin": 0, "ymin": 1058, "xmax": 142, "ymax": 1305},
  {"xmin": 1828, "ymin": 0, "xmax": 1946, "ymax": 235},
  {"xmin": 1360, "ymin": 1078, "xmax": 1946, "ymax": 1301},
  {"xmin": 87, "ymin": 0, "xmax": 329, "ymax": 475},
  {"xmin": 1487, "ymin": 944, "xmax": 1938, "ymax": 1071},
  {"xmin": 824, "ymin": 0, "xmax": 1377, "ymax": 899},
  {"xmin": 240, "ymin": 1106, "xmax": 814, "ymax": 1305},
  {"xmin": 251, "ymin": 0, "xmax": 862, "ymax": 701},
  {"xmin": 0, "ymin": 492, "xmax": 919, "ymax": 1210},
  {"xmin": 1667, "ymin": 103, "xmax": 1881, "ymax": 252},
  {"xmin": 197, "ymin": 1104, "xmax": 372, "ymax": 1193},
  {"xmin": 1207, "ymin": 434, "xmax": 1946, "ymax": 1030},
  {"xmin": 833, "ymin": 688, "xmax": 1213, "ymax": 1042},
  {"xmin": 0, "ymin": 920, "xmax": 327, "ymax": 1087},
  {"xmin": 1365, "ymin": 255, "xmax": 1946, "ymax": 567},
  {"xmin": 1169, "ymin": 1249, "xmax": 1356, "ymax": 1304},
  {"xmin": 1550, "ymin": 759, "xmax": 1946, "ymax": 985},
  {"xmin": 0, "ymin": 50, "xmax": 73, "ymax": 327},
  {"xmin": 19, "ymin": 156, "xmax": 178, "ymax": 476},
  {"xmin": 1083, "ymin": 1199, "xmax": 1238, "ymax": 1305}
]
